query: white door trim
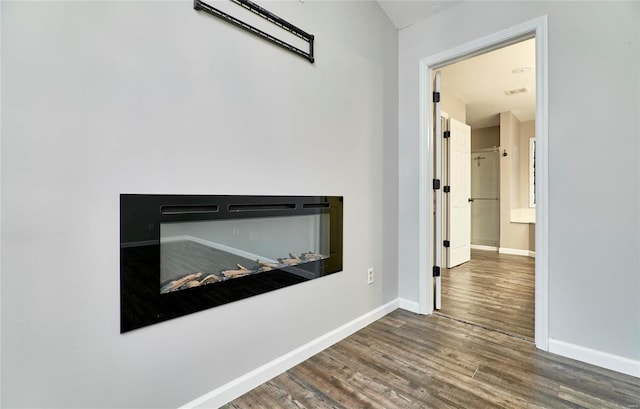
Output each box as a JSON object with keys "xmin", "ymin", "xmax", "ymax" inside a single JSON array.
[
  {"xmin": 417, "ymin": 16, "xmax": 549, "ymax": 351},
  {"xmin": 433, "ymin": 72, "xmax": 443, "ymax": 310}
]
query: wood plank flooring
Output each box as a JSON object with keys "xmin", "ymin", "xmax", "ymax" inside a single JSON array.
[
  {"xmin": 439, "ymin": 249, "xmax": 535, "ymax": 340},
  {"xmin": 223, "ymin": 310, "xmax": 640, "ymax": 408}
]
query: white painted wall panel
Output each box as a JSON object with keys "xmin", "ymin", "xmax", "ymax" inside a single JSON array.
[{"xmin": 0, "ymin": 2, "xmax": 399, "ymax": 407}]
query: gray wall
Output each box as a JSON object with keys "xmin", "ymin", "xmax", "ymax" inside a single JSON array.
[
  {"xmin": 399, "ymin": 1, "xmax": 639, "ymax": 361},
  {"xmin": 0, "ymin": 2, "xmax": 398, "ymax": 407}
]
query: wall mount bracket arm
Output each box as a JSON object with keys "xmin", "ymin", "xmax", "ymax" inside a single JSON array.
[{"xmin": 194, "ymin": 0, "xmax": 315, "ymax": 63}]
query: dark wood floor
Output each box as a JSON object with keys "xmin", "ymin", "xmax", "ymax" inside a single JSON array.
[
  {"xmin": 439, "ymin": 249, "xmax": 535, "ymax": 340},
  {"xmin": 223, "ymin": 309, "xmax": 640, "ymax": 408}
]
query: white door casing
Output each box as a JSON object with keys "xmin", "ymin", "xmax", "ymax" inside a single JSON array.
[
  {"xmin": 418, "ymin": 16, "xmax": 548, "ymax": 351},
  {"xmin": 446, "ymin": 118, "xmax": 471, "ymax": 268},
  {"xmin": 433, "ymin": 71, "xmax": 442, "ymax": 310}
]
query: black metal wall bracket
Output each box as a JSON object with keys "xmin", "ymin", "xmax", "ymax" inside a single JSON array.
[{"xmin": 194, "ymin": 0, "xmax": 315, "ymax": 63}]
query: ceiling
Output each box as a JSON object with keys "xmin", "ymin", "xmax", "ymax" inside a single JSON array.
[
  {"xmin": 439, "ymin": 38, "xmax": 536, "ymax": 129},
  {"xmin": 376, "ymin": 1, "xmax": 462, "ymax": 30},
  {"xmin": 376, "ymin": 1, "xmax": 536, "ymax": 129}
]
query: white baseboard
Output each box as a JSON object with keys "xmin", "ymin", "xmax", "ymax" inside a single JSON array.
[
  {"xmin": 549, "ymin": 339, "xmax": 640, "ymax": 378},
  {"xmin": 180, "ymin": 299, "xmax": 400, "ymax": 408},
  {"xmin": 499, "ymin": 247, "xmax": 535, "ymax": 258},
  {"xmin": 398, "ymin": 298, "xmax": 421, "ymax": 314},
  {"xmin": 471, "ymin": 244, "xmax": 499, "ymax": 252}
]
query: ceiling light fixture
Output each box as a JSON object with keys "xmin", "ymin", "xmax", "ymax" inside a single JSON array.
[{"xmin": 504, "ymin": 87, "xmax": 529, "ymax": 96}]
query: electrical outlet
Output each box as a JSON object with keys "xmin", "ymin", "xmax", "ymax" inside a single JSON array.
[{"xmin": 367, "ymin": 267, "xmax": 374, "ymax": 284}]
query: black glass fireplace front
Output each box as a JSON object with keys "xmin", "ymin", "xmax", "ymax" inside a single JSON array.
[{"xmin": 120, "ymin": 195, "xmax": 343, "ymax": 333}]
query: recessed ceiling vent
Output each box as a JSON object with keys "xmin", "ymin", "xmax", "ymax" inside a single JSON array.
[{"xmin": 504, "ymin": 87, "xmax": 529, "ymax": 96}]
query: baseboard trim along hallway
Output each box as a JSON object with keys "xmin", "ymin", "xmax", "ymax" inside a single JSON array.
[
  {"xmin": 179, "ymin": 299, "xmax": 400, "ymax": 408},
  {"xmin": 499, "ymin": 247, "xmax": 536, "ymax": 258},
  {"xmin": 398, "ymin": 298, "xmax": 421, "ymax": 313},
  {"xmin": 549, "ymin": 338, "xmax": 640, "ymax": 378},
  {"xmin": 470, "ymin": 244, "xmax": 499, "ymax": 252}
]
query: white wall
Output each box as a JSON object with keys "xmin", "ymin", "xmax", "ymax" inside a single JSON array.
[
  {"xmin": 399, "ymin": 1, "xmax": 639, "ymax": 363},
  {"xmin": 0, "ymin": 1, "xmax": 398, "ymax": 407}
]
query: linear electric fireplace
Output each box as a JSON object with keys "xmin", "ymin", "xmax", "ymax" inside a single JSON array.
[{"xmin": 120, "ymin": 195, "xmax": 343, "ymax": 332}]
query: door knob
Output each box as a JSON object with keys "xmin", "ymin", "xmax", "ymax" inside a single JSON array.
[{"xmin": 468, "ymin": 198, "xmax": 474, "ymax": 203}]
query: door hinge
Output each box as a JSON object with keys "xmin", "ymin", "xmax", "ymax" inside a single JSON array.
[
  {"xmin": 443, "ymin": 185, "xmax": 450, "ymax": 193},
  {"xmin": 433, "ymin": 179, "xmax": 441, "ymax": 190},
  {"xmin": 443, "ymin": 130, "xmax": 451, "ymax": 139},
  {"xmin": 443, "ymin": 240, "xmax": 450, "ymax": 248},
  {"xmin": 433, "ymin": 92, "xmax": 440, "ymax": 103},
  {"xmin": 433, "ymin": 266, "xmax": 441, "ymax": 277}
]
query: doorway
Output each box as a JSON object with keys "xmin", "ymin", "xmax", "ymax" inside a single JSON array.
[
  {"xmin": 436, "ymin": 39, "xmax": 537, "ymax": 340},
  {"xmin": 418, "ymin": 16, "xmax": 548, "ymax": 350}
]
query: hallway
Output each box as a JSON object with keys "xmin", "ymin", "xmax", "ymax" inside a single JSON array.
[{"xmin": 439, "ymin": 249, "xmax": 535, "ymax": 340}]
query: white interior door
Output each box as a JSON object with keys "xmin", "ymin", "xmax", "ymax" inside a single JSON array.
[{"xmin": 446, "ymin": 118, "xmax": 471, "ymax": 267}]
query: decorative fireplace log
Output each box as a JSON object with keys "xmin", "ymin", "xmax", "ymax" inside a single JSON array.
[
  {"xmin": 279, "ymin": 254, "xmax": 302, "ymax": 266},
  {"xmin": 200, "ymin": 274, "xmax": 221, "ymax": 285},
  {"xmin": 161, "ymin": 252, "xmax": 330, "ymax": 293},
  {"xmin": 277, "ymin": 252, "xmax": 326, "ymax": 266},
  {"xmin": 221, "ymin": 264, "xmax": 253, "ymax": 278},
  {"xmin": 256, "ymin": 260, "xmax": 278, "ymax": 273},
  {"xmin": 301, "ymin": 251, "xmax": 324, "ymax": 262},
  {"xmin": 161, "ymin": 272, "xmax": 203, "ymax": 293},
  {"xmin": 179, "ymin": 280, "xmax": 201, "ymax": 290}
]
